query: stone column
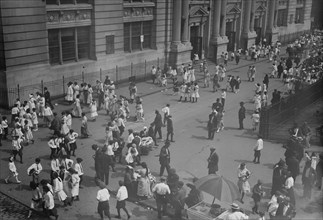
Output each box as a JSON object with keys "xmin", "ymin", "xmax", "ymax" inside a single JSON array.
[
  {"xmin": 243, "ymin": 0, "xmax": 252, "ymax": 34},
  {"xmin": 273, "ymin": 0, "xmax": 278, "ymax": 28},
  {"xmin": 250, "ymin": 0, "xmax": 256, "ymax": 32},
  {"xmin": 267, "ymin": 0, "xmax": 275, "ymax": 31},
  {"xmin": 211, "ymin": 0, "xmax": 221, "ymax": 40},
  {"xmin": 220, "ymin": 0, "xmax": 227, "ymax": 37},
  {"xmin": 266, "ymin": 0, "xmax": 278, "ymax": 43},
  {"xmin": 181, "ymin": 0, "xmax": 189, "ymax": 43},
  {"xmin": 172, "ymin": 0, "xmax": 182, "ymax": 44}
]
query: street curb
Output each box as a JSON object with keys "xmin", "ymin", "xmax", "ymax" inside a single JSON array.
[{"xmin": 0, "ymin": 190, "xmax": 46, "ymax": 218}]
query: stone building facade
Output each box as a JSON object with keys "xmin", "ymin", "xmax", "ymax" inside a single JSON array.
[{"xmin": 0, "ymin": 0, "xmax": 312, "ymax": 107}]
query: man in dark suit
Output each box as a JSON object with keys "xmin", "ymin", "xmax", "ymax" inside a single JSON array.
[
  {"xmin": 238, "ymin": 102, "xmax": 246, "ymax": 129},
  {"xmin": 207, "ymin": 110, "xmax": 217, "ymax": 140},
  {"xmin": 207, "ymin": 148, "xmax": 219, "ymax": 174},
  {"xmin": 166, "ymin": 115, "xmax": 174, "ymax": 142},
  {"xmin": 159, "ymin": 141, "xmax": 171, "ymax": 176},
  {"xmin": 153, "ymin": 110, "xmax": 163, "ymax": 139}
]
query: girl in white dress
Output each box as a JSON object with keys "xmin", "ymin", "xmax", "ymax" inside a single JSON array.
[
  {"xmin": 72, "ymin": 95, "xmax": 82, "ymax": 118},
  {"xmin": 87, "ymin": 84, "xmax": 93, "ymax": 105},
  {"xmin": 90, "ymin": 100, "xmax": 98, "ymax": 121},
  {"xmin": 31, "ymin": 108, "xmax": 38, "ymax": 131},
  {"xmin": 23, "ymin": 120, "xmax": 34, "ymax": 144},
  {"xmin": 52, "ymin": 172, "xmax": 68, "ymax": 206},
  {"xmin": 69, "ymin": 168, "xmax": 80, "ymax": 202},
  {"xmin": 65, "ymin": 82, "xmax": 74, "ymax": 104},
  {"xmin": 191, "ymin": 82, "xmax": 200, "ymax": 103}
]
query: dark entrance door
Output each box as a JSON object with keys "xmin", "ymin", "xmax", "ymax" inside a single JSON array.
[
  {"xmin": 190, "ymin": 26, "xmax": 202, "ymax": 60},
  {"xmin": 226, "ymin": 31, "xmax": 236, "ymax": 52},
  {"xmin": 255, "ymin": 27, "xmax": 262, "ymax": 45}
]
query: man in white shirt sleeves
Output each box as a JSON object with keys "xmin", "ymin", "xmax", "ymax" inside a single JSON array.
[
  {"xmin": 253, "ymin": 135, "xmax": 263, "ymax": 164},
  {"xmin": 27, "ymin": 158, "xmax": 43, "ymax": 184},
  {"xmin": 43, "ymin": 185, "xmax": 59, "ymax": 220},
  {"xmin": 152, "ymin": 176, "xmax": 171, "ymax": 219},
  {"xmin": 116, "ymin": 180, "xmax": 131, "ymax": 219},
  {"xmin": 96, "ymin": 181, "xmax": 112, "ymax": 220}
]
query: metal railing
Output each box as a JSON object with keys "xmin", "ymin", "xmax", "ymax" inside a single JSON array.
[{"xmin": 0, "ymin": 57, "xmax": 166, "ymax": 109}]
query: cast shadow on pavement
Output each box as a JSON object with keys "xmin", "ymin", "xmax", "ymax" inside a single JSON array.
[
  {"xmin": 74, "ymin": 214, "xmax": 98, "ymax": 220},
  {"xmin": 234, "ymin": 159, "xmax": 252, "ymax": 164},
  {"xmin": 191, "ymin": 135, "xmax": 208, "ymax": 140},
  {"xmin": 95, "ymin": 139, "xmax": 105, "ymax": 144},
  {"xmin": 196, "ymin": 125, "xmax": 208, "ymax": 131},
  {"xmin": 81, "ymin": 175, "xmax": 98, "ymax": 188},
  {"xmin": 0, "ymin": 148, "xmax": 13, "ymax": 155},
  {"xmin": 302, "ymin": 193, "xmax": 323, "ymax": 214},
  {"xmin": 262, "ymin": 163, "xmax": 275, "ymax": 169}
]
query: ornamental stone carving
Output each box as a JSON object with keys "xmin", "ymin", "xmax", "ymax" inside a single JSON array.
[
  {"xmin": 61, "ymin": 11, "xmax": 75, "ymax": 22},
  {"xmin": 132, "ymin": 8, "xmax": 142, "ymax": 17},
  {"xmin": 47, "ymin": 12, "xmax": 59, "ymax": 23}
]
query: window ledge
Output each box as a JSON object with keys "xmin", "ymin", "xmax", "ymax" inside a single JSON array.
[
  {"xmin": 123, "ymin": 2, "xmax": 155, "ymax": 8},
  {"xmin": 49, "ymin": 59, "xmax": 95, "ymax": 69},
  {"xmin": 46, "ymin": 4, "xmax": 93, "ymax": 11}
]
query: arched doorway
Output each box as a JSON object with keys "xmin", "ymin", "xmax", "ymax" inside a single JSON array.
[{"xmin": 190, "ymin": 25, "xmax": 202, "ymax": 60}]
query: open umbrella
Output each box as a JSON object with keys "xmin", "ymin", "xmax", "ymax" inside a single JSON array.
[{"xmin": 194, "ymin": 174, "xmax": 240, "ymax": 204}]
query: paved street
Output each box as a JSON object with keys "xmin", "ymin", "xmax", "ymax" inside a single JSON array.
[{"xmin": 0, "ymin": 54, "xmax": 322, "ymax": 220}]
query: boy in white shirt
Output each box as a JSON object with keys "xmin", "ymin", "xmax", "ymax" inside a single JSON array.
[
  {"xmin": 116, "ymin": 180, "xmax": 131, "ymax": 219},
  {"xmin": 5, "ymin": 156, "xmax": 21, "ymax": 183}
]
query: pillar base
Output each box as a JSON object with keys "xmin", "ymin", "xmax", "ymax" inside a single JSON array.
[
  {"xmin": 242, "ymin": 31, "xmax": 257, "ymax": 50},
  {"xmin": 209, "ymin": 36, "xmax": 229, "ymax": 63},
  {"xmin": 266, "ymin": 28, "xmax": 279, "ymax": 44},
  {"xmin": 169, "ymin": 42, "xmax": 193, "ymax": 67}
]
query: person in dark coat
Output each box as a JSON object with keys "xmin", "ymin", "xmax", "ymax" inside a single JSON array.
[
  {"xmin": 302, "ymin": 160, "xmax": 316, "ymax": 199},
  {"xmin": 152, "ymin": 110, "xmax": 163, "ymax": 139},
  {"xmin": 148, "ymin": 123, "xmax": 158, "ymax": 146},
  {"xmin": 212, "ymin": 98, "xmax": 223, "ymax": 112},
  {"xmin": 286, "ymin": 154, "xmax": 300, "ymax": 182},
  {"xmin": 263, "ymin": 74, "xmax": 269, "ymax": 89},
  {"xmin": 316, "ymin": 153, "xmax": 323, "ymax": 190},
  {"xmin": 44, "ymin": 87, "xmax": 54, "ymax": 109},
  {"xmin": 172, "ymin": 181, "xmax": 187, "ymax": 219},
  {"xmin": 166, "ymin": 115, "xmax": 174, "ymax": 142},
  {"xmin": 252, "ymin": 180, "xmax": 264, "ymax": 214},
  {"xmin": 276, "ymin": 198, "xmax": 296, "ymax": 220},
  {"xmin": 49, "ymin": 112, "xmax": 61, "ymax": 136},
  {"xmin": 277, "ymin": 62, "xmax": 284, "ymax": 79},
  {"xmin": 159, "ymin": 141, "xmax": 171, "ymax": 176},
  {"xmin": 207, "ymin": 111, "xmax": 217, "ymax": 140},
  {"xmin": 238, "ymin": 102, "xmax": 246, "ymax": 129},
  {"xmin": 185, "ymin": 183, "xmax": 204, "ymax": 208},
  {"xmin": 207, "ymin": 148, "xmax": 219, "ymax": 174},
  {"xmin": 271, "ymin": 159, "xmax": 287, "ymax": 195}
]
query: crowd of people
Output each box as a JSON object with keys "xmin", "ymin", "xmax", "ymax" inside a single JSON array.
[{"xmin": 0, "ymin": 32, "xmax": 322, "ymax": 220}]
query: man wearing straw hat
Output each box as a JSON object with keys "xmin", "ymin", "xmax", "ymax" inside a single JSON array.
[{"xmin": 224, "ymin": 203, "xmax": 249, "ymax": 220}]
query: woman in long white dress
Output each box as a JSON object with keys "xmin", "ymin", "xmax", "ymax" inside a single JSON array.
[
  {"xmin": 87, "ymin": 84, "xmax": 93, "ymax": 105},
  {"xmin": 69, "ymin": 168, "xmax": 80, "ymax": 202},
  {"xmin": 65, "ymin": 82, "xmax": 74, "ymax": 104},
  {"xmin": 72, "ymin": 95, "xmax": 82, "ymax": 118},
  {"xmin": 237, "ymin": 163, "xmax": 251, "ymax": 204},
  {"xmin": 53, "ymin": 172, "xmax": 68, "ymax": 206}
]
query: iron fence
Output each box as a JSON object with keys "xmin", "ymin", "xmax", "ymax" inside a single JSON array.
[
  {"xmin": 260, "ymin": 79, "xmax": 323, "ymax": 139},
  {"xmin": 1, "ymin": 57, "xmax": 166, "ymax": 109}
]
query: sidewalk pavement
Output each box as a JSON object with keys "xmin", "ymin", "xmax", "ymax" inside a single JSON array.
[{"xmin": 1, "ymin": 45, "xmax": 322, "ymax": 220}]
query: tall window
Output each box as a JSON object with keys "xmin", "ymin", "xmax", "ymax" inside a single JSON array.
[
  {"xmin": 277, "ymin": 9, "xmax": 288, "ymax": 27},
  {"xmin": 295, "ymin": 8, "xmax": 304, "ymax": 23},
  {"xmin": 48, "ymin": 27, "xmax": 90, "ymax": 65},
  {"xmin": 46, "ymin": 0, "xmax": 89, "ymax": 4},
  {"xmin": 124, "ymin": 21, "xmax": 152, "ymax": 52}
]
